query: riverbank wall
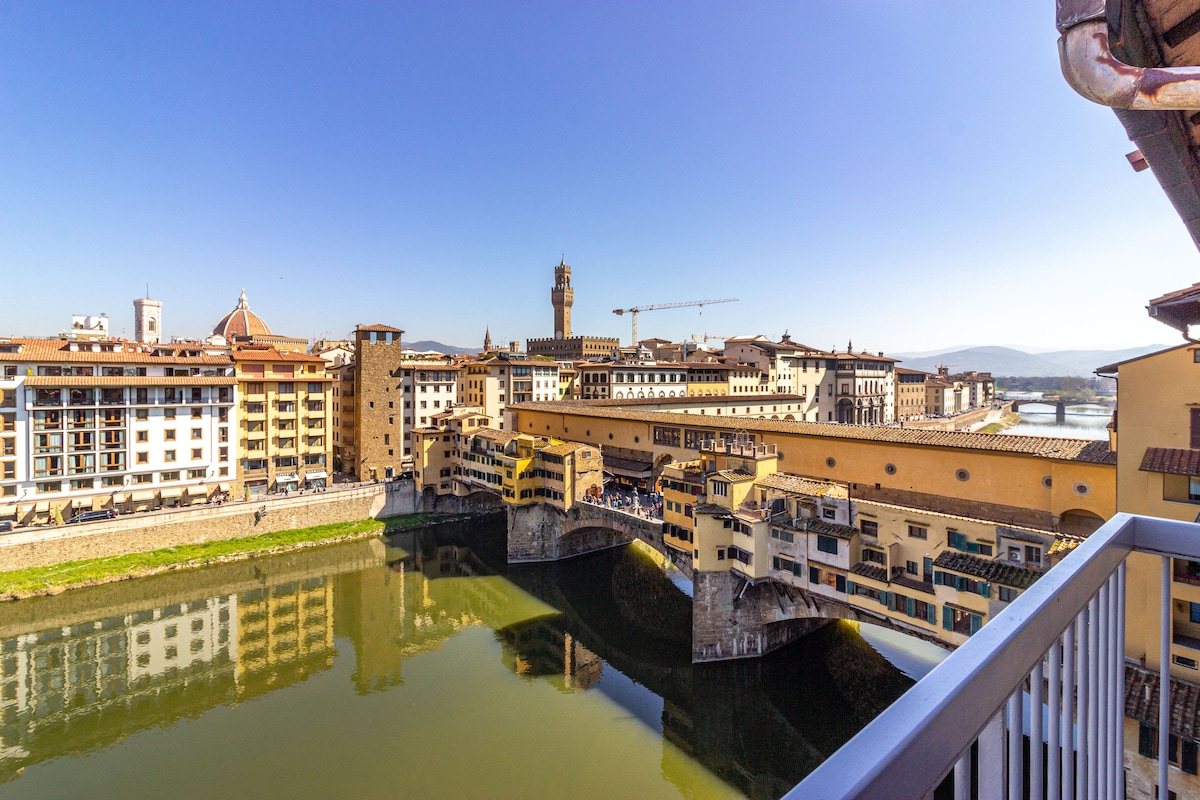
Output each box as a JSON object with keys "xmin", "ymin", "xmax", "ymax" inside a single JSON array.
[{"xmin": 0, "ymin": 480, "xmax": 496, "ymax": 572}]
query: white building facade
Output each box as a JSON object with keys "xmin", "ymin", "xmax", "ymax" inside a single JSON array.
[{"xmin": 0, "ymin": 338, "xmax": 237, "ymax": 526}]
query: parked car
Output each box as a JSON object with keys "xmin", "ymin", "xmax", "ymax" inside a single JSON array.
[
  {"xmin": 0, "ymin": 521, "xmax": 13, "ymax": 533},
  {"xmin": 66, "ymin": 510, "xmax": 117, "ymax": 525}
]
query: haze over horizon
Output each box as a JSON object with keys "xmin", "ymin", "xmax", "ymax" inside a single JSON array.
[{"xmin": 3, "ymin": 2, "xmax": 1197, "ymax": 351}]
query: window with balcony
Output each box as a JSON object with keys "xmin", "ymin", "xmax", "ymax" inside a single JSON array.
[
  {"xmin": 35, "ymin": 389, "xmax": 61, "ymax": 406},
  {"xmin": 100, "ymin": 388, "xmax": 123, "ymax": 405}
]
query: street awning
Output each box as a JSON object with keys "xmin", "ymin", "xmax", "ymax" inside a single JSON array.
[
  {"xmin": 131, "ymin": 491, "xmax": 156, "ymax": 503},
  {"xmin": 276, "ymin": 473, "xmax": 299, "ymax": 483},
  {"xmin": 305, "ymin": 471, "xmax": 328, "ymax": 481},
  {"xmin": 217, "ymin": 483, "xmax": 232, "ymax": 492},
  {"xmin": 185, "ymin": 485, "xmax": 207, "ymax": 496},
  {"xmin": 160, "ymin": 488, "xmax": 183, "ymax": 499},
  {"xmin": 34, "ymin": 501, "xmax": 49, "ymax": 513},
  {"xmin": 111, "ymin": 493, "xmax": 126, "ymax": 504}
]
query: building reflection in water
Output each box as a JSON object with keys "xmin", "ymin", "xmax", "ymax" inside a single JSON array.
[{"xmin": 0, "ymin": 522, "xmax": 912, "ymax": 797}]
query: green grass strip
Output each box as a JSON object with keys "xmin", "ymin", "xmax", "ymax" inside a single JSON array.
[{"xmin": 0, "ymin": 512, "xmax": 479, "ymax": 599}]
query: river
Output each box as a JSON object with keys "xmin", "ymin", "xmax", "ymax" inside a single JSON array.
[
  {"xmin": 1001, "ymin": 403, "xmax": 1112, "ymax": 440},
  {"xmin": 0, "ymin": 516, "xmax": 943, "ymax": 799}
]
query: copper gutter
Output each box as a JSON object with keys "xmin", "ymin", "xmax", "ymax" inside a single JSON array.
[{"xmin": 1058, "ymin": 2, "xmax": 1200, "ymax": 110}]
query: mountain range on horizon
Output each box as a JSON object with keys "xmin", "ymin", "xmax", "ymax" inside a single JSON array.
[
  {"xmin": 402, "ymin": 338, "xmax": 1173, "ymax": 377},
  {"xmin": 890, "ymin": 344, "xmax": 1172, "ymax": 377}
]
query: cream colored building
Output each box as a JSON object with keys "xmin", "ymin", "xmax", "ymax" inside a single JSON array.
[{"xmin": 459, "ymin": 353, "xmax": 558, "ymax": 428}]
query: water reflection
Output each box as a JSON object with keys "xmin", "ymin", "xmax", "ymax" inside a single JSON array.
[
  {"xmin": 0, "ymin": 517, "xmax": 914, "ymax": 799},
  {"xmin": 1002, "ymin": 408, "xmax": 1111, "ymax": 440}
]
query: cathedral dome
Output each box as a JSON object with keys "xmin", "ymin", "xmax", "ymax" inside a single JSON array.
[{"xmin": 213, "ymin": 290, "xmax": 272, "ymax": 338}]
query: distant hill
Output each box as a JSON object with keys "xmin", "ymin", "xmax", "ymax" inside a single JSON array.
[
  {"xmin": 405, "ymin": 340, "xmax": 479, "ymax": 356},
  {"xmin": 892, "ymin": 345, "xmax": 1170, "ymax": 377}
]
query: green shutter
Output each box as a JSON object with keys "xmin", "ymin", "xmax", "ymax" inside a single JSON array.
[
  {"xmin": 846, "ymin": 580, "xmax": 856, "ymax": 596},
  {"xmin": 965, "ymin": 541, "xmax": 980, "ymax": 555},
  {"xmin": 969, "ymin": 615, "xmax": 982, "ymax": 635},
  {"xmin": 879, "ymin": 591, "xmax": 889, "ymax": 607},
  {"xmin": 887, "ymin": 592, "xmax": 896, "ymax": 612},
  {"xmin": 980, "ymin": 582, "xmax": 990, "ymax": 599},
  {"xmin": 906, "ymin": 597, "xmax": 915, "ymax": 617},
  {"xmin": 943, "ymin": 606, "xmax": 953, "ymax": 631},
  {"xmin": 927, "ymin": 603, "xmax": 937, "ymax": 625}
]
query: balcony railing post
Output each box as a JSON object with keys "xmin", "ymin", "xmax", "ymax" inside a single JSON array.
[
  {"xmin": 953, "ymin": 750, "xmax": 970, "ymax": 800},
  {"xmin": 1088, "ymin": 594, "xmax": 1100, "ymax": 800},
  {"xmin": 1007, "ymin": 689, "xmax": 1023, "ymax": 800},
  {"xmin": 980, "ymin": 710, "xmax": 1005, "ymax": 800},
  {"xmin": 1030, "ymin": 658, "xmax": 1044, "ymax": 800},
  {"xmin": 1098, "ymin": 581, "xmax": 1110, "ymax": 797},
  {"xmin": 1048, "ymin": 639, "xmax": 1061, "ymax": 800},
  {"xmin": 1062, "ymin": 620, "xmax": 1075, "ymax": 800},
  {"xmin": 1159, "ymin": 555, "xmax": 1171, "ymax": 800},
  {"xmin": 1114, "ymin": 562, "xmax": 1126, "ymax": 800},
  {"xmin": 1076, "ymin": 606, "xmax": 1090, "ymax": 799}
]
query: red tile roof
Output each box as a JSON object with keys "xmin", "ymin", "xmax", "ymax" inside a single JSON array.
[{"xmin": 1140, "ymin": 447, "xmax": 1200, "ymax": 477}]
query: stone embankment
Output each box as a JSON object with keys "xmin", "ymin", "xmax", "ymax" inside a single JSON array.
[{"xmin": 0, "ymin": 480, "xmax": 499, "ymax": 573}]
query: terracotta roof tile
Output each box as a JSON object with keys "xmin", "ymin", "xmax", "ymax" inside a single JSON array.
[
  {"xmin": 1126, "ymin": 664, "xmax": 1200, "ymax": 741},
  {"xmin": 509, "ymin": 401, "xmax": 1118, "ymax": 465},
  {"xmin": 933, "ymin": 551, "xmax": 1040, "ymax": 589},
  {"xmin": 1140, "ymin": 447, "xmax": 1200, "ymax": 477},
  {"xmin": 0, "ymin": 338, "xmax": 233, "ymax": 365},
  {"xmin": 233, "ymin": 348, "xmax": 328, "ymax": 363},
  {"xmin": 850, "ymin": 563, "xmax": 888, "ymax": 582},
  {"xmin": 755, "ymin": 473, "xmax": 847, "ymax": 498},
  {"xmin": 356, "ymin": 324, "xmax": 404, "ymax": 333},
  {"xmin": 807, "ymin": 520, "xmax": 859, "ymax": 540}
]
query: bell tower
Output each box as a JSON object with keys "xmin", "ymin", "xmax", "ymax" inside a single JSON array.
[
  {"xmin": 133, "ymin": 295, "xmax": 163, "ymax": 344},
  {"xmin": 551, "ymin": 256, "xmax": 573, "ymax": 340}
]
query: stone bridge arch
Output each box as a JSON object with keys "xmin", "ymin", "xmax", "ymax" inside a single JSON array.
[{"xmin": 691, "ymin": 571, "xmax": 949, "ymax": 662}]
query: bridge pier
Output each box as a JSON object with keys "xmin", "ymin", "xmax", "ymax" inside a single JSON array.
[{"xmin": 1056, "ymin": 399, "xmax": 1066, "ymax": 422}]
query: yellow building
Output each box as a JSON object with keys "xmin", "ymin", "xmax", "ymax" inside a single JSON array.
[
  {"xmin": 232, "ymin": 347, "xmax": 332, "ymax": 495},
  {"xmin": 509, "ymin": 400, "xmax": 1116, "ymax": 529},
  {"xmin": 678, "ymin": 439, "xmax": 1068, "ymax": 648},
  {"xmin": 412, "ymin": 407, "xmax": 601, "ymax": 511}
]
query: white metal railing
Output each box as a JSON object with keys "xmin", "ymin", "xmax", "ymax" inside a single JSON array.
[{"xmin": 784, "ymin": 512, "xmax": 1200, "ymax": 800}]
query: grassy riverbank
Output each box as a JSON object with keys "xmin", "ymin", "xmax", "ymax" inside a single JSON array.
[
  {"xmin": 0, "ymin": 512, "xmax": 478, "ymax": 600},
  {"xmin": 977, "ymin": 413, "xmax": 1022, "ymax": 435}
]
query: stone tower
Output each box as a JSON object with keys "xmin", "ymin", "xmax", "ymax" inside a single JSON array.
[
  {"xmin": 551, "ymin": 256, "xmax": 573, "ymax": 340},
  {"xmin": 483, "ymin": 327, "xmax": 493, "ymax": 353},
  {"xmin": 133, "ymin": 296, "xmax": 163, "ymax": 344}
]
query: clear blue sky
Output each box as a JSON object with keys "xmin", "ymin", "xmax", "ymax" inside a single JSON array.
[{"xmin": 1, "ymin": 1, "xmax": 1193, "ymax": 353}]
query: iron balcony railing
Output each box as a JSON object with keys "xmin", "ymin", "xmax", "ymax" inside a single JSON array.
[{"xmin": 785, "ymin": 512, "xmax": 1195, "ymax": 800}]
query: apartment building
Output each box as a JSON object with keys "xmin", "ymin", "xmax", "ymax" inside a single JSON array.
[
  {"xmin": 894, "ymin": 367, "xmax": 931, "ymax": 422},
  {"xmin": 723, "ymin": 334, "xmax": 833, "ymax": 422},
  {"xmin": 0, "ymin": 337, "xmax": 237, "ymax": 525},
  {"xmin": 577, "ymin": 362, "xmax": 689, "ymax": 401},
  {"xmin": 412, "ymin": 407, "xmax": 601, "ymax": 510},
  {"xmin": 663, "ymin": 439, "xmax": 1068, "ymax": 648},
  {"xmin": 459, "ymin": 353, "xmax": 558, "ymax": 425},
  {"xmin": 231, "ymin": 347, "xmax": 331, "ymax": 495}
]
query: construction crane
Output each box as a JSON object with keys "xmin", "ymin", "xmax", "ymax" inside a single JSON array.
[
  {"xmin": 612, "ymin": 298, "xmax": 738, "ymax": 346},
  {"xmin": 690, "ymin": 332, "xmax": 731, "ymax": 345}
]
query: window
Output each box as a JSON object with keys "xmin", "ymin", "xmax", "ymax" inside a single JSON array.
[
  {"xmin": 906, "ymin": 560, "xmax": 919, "ymax": 576},
  {"xmin": 164, "ymin": 450, "xmax": 176, "ymax": 462},
  {"xmin": 191, "ymin": 407, "xmax": 202, "ymax": 419},
  {"xmin": 710, "ymin": 481, "xmax": 728, "ymax": 498},
  {"xmin": 816, "ymin": 535, "xmax": 838, "ymax": 555},
  {"xmin": 136, "ymin": 452, "xmax": 149, "ymax": 464},
  {"xmin": 191, "ymin": 428, "xmax": 202, "ymax": 439},
  {"xmin": 164, "ymin": 408, "xmax": 175, "ymax": 420},
  {"xmin": 187, "ymin": 469, "xmax": 205, "ymax": 479},
  {"xmin": 132, "ymin": 473, "xmax": 153, "ymax": 484},
  {"xmin": 822, "ymin": 507, "xmax": 835, "ymax": 520},
  {"xmin": 164, "ymin": 429, "xmax": 176, "ymax": 441},
  {"xmin": 908, "ymin": 524, "xmax": 927, "ymax": 540},
  {"xmin": 191, "ymin": 448, "xmax": 202, "ymax": 459},
  {"xmin": 860, "ymin": 519, "xmax": 878, "ymax": 537},
  {"xmin": 160, "ymin": 471, "xmax": 180, "ymax": 481}
]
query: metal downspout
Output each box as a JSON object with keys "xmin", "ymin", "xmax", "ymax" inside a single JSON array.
[{"xmin": 1058, "ymin": 1, "xmax": 1200, "ymax": 110}]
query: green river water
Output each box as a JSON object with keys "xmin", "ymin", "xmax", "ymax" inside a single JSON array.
[{"xmin": 0, "ymin": 515, "xmax": 918, "ymax": 799}]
